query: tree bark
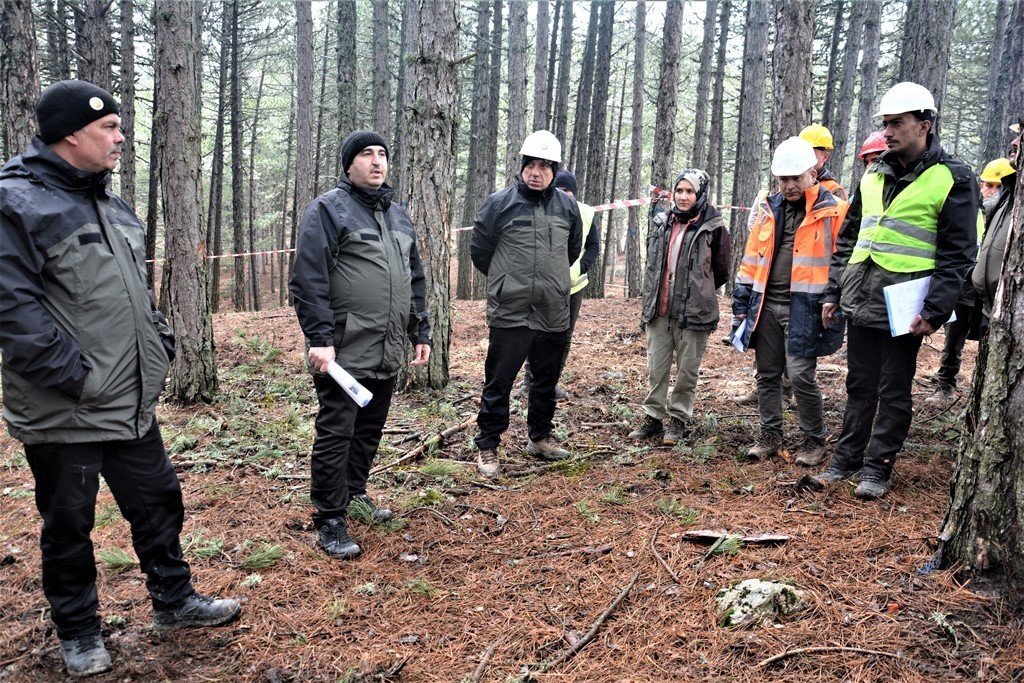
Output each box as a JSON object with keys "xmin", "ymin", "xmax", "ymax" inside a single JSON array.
[
  {"xmin": 371, "ymin": 0, "xmax": 391, "ymax": 140},
  {"xmin": 206, "ymin": 1, "xmax": 230, "ymax": 311},
  {"xmin": 117, "ymin": 0, "xmax": 136, "ymax": 209},
  {"xmin": 505, "ymin": 0, "xmax": 528, "ymax": 184},
  {"xmin": 74, "ymin": 0, "xmax": 112, "ymax": 90},
  {"xmin": 708, "ymin": 0, "xmax": 731, "ymax": 203},
  {"xmin": 294, "ymin": 0, "xmax": 315, "ymax": 258},
  {"xmin": 230, "ymin": 0, "xmax": 246, "ymax": 311},
  {"xmin": 45, "ymin": 0, "xmax": 72, "ymax": 82},
  {"xmin": 691, "ymin": 0, "xmax": 718, "ymax": 170},
  {"xmin": 543, "ymin": 0, "xmax": 562, "ymax": 131},
  {"xmin": 0, "ymin": 0, "xmax": 40, "ymax": 160},
  {"xmin": 850, "ymin": 0, "xmax": 881, "ymax": 192},
  {"xmin": 1004, "ymin": 0, "xmax": 1024, "ymax": 132},
  {"xmin": 582, "ymin": 0, "xmax": 614, "ymax": 298},
  {"xmin": 247, "ymin": 64, "xmax": 266, "ymax": 311},
  {"xmin": 552, "ymin": 0, "xmax": 573, "ymax": 144},
  {"xmin": 336, "ymin": 0, "xmax": 357, "ymax": 175},
  {"xmin": 154, "ymin": 0, "xmax": 217, "ymax": 403},
  {"xmin": 771, "ymin": 0, "xmax": 813, "ymax": 150},
  {"xmin": 728, "ymin": 0, "xmax": 769, "ymax": 287},
  {"xmin": 649, "ymin": 0, "xmax": 684, "ymax": 191},
  {"xmin": 569, "ymin": 3, "xmax": 599, "ymax": 186},
  {"xmin": 980, "ymin": 0, "xmax": 1009, "ymax": 165},
  {"xmin": 898, "ymin": 0, "xmax": 955, "ymax": 118},
  {"xmin": 458, "ymin": 0, "xmax": 493, "ymax": 300},
  {"xmin": 146, "ymin": 83, "xmax": 160, "ymax": 291},
  {"xmin": 532, "ymin": 0, "xmax": 550, "ymax": 133},
  {"xmin": 829, "ymin": 0, "xmax": 864, "ymax": 188},
  {"xmin": 391, "ymin": 0, "xmax": 419, "ymax": 202},
  {"xmin": 313, "ymin": 21, "xmax": 331, "ymax": 196},
  {"xmin": 820, "ymin": 0, "xmax": 844, "ymax": 130},
  {"xmin": 472, "ymin": 0, "xmax": 503, "ymax": 300},
  {"xmin": 625, "ymin": 0, "xmax": 645, "ymax": 300},
  {"xmin": 939, "ymin": 142, "xmax": 1024, "ymax": 595},
  {"xmin": 278, "ymin": 80, "xmax": 295, "ymax": 307},
  {"xmin": 406, "ymin": 0, "xmax": 458, "ymax": 390}
]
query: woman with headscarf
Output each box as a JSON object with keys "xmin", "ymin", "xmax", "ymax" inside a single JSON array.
[{"xmin": 629, "ymin": 169, "xmax": 732, "ymax": 445}]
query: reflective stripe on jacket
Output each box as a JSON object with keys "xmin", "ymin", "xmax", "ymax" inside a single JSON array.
[
  {"xmin": 851, "ymin": 165, "xmax": 952, "ymax": 272},
  {"xmin": 732, "ymin": 185, "xmax": 848, "ymax": 357}
]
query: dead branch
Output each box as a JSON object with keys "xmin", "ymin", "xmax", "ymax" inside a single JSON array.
[
  {"xmin": 470, "ymin": 640, "xmax": 499, "ymax": 683},
  {"xmin": 650, "ymin": 522, "xmax": 681, "ymax": 584},
  {"xmin": 580, "ymin": 421, "xmax": 628, "ymax": 428},
  {"xmin": 758, "ymin": 645, "xmax": 900, "ymax": 668},
  {"xmin": 524, "ymin": 544, "xmax": 613, "ymax": 560},
  {"xmin": 538, "ymin": 571, "xmax": 640, "ymax": 672},
  {"xmin": 369, "ymin": 416, "xmax": 476, "ymax": 475}
]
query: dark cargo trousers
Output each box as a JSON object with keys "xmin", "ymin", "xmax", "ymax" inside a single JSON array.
[
  {"xmin": 310, "ymin": 374, "xmax": 396, "ymax": 527},
  {"xmin": 24, "ymin": 419, "xmax": 194, "ymax": 639},
  {"xmin": 475, "ymin": 326, "xmax": 569, "ymax": 450}
]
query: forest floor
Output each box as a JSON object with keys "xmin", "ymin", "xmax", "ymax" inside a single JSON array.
[{"xmin": 2, "ymin": 297, "xmax": 1022, "ymax": 682}]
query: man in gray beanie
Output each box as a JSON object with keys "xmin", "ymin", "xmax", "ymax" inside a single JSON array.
[
  {"xmin": 0, "ymin": 80, "xmax": 240, "ymax": 677},
  {"xmin": 290, "ymin": 129, "xmax": 431, "ymax": 561}
]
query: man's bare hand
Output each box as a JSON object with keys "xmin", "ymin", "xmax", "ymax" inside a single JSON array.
[
  {"xmin": 308, "ymin": 346, "xmax": 335, "ymax": 373},
  {"xmin": 410, "ymin": 344, "xmax": 431, "ymax": 366},
  {"xmin": 822, "ymin": 302, "xmax": 839, "ymax": 328},
  {"xmin": 909, "ymin": 315, "xmax": 935, "ymax": 337}
]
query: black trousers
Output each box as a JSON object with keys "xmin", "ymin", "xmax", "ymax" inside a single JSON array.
[
  {"xmin": 936, "ymin": 301, "xmax": 974, "ymax": 387},
  {"xmin": 25, "ymin": 419, "xmax": 194, "ymax": 640},
  {"xmin": 475, "ymin": 326, "xmax": 569, "ymax": 450},
  {"xmin": 310, "ymin": 374, "xmax": 395, "ymax": 527},
  {"xmin": 830, "ymin": 324, "xmax": 924, "ymax": 481},
  {"xmin": 524, "ymin": 290, "xmax": 584, "ymax": 384}
]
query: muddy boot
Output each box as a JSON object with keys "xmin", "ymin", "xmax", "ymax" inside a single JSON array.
[
  {"xmin": 854, "ymin": 477, "xmax": 891, "ymax": 500},
  {"xmin": 814, "ymin": 465, "xmax": 861, "ymax": 485},
  {"xmin": 477, "ymin": 448, "xmax": 500, "ymax": 478},
  {"xmin": 628, "ymin": 415, "xmax": 663, "ymax": 440},
  {"xmin": 662, "ymin": 417, "xmax": 688, "ymax": 446},
  {"xmin": 153, "ymin": 593, "xmax": 242, "ymax": 629},
  {"xmin": 924, "ymin": 384, "xmax": 956, "ymax": 406},
  {"xmin": 794, "ymin": 436, "xmax": 827, "ymax": 466},
  {"xmin": 59, "ymin": 634, "xmax": 112, "ymax": 678},
  {"xmin": 745, "ymin": 433, "xmax": 781, "ymax": 460},
  {"xmin": 314, "ymin": 519, "xmax": 362, "ymax": 561},
  {"xmin": 526, "ymin": 436, "xmax": 570, "ymax": 461}
]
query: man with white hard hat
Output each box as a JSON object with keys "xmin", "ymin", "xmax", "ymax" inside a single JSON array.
[
  {"xmin": 732, "ymin": 136, "xmax": 849, "ymax": 466},
  {"xmin": 470, "ymin": 130, "xmax": 583, "ymax": 477},
  {"xmin": 817, "ymin": 82, "xmax": 979, "ymax": 500}
]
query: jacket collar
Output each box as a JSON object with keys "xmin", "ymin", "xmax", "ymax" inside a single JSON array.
[
  {"xmin": 1, "ymin": 136, "xmax": 111, "ymax": 197},
  {"xmin": 766, "ymin": 184, "xmax": 838, "ymax": 218},
  {"xmin": 338, "ymin": 175, "xmax": 394, "ymax": 211},
  {"xmin": 516, "ymin": 177, "xmax": 555, "ymax": 201},
  {"xmin": 874, "ymin": 133, "xmax": 944, "ymax": 180}
]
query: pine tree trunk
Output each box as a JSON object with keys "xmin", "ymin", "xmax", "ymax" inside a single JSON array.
[
  {"xmin": 230, "ymin": 0, "xmax": 247, "ymax": 311},
  {"xmin": 532, "ymin": 0, "xmax": 550, "ymax": 132},
  {"xmin": 582, "ymin": 0, "xmax": 614, "ymax": 298},
  {"xmin": 473, "ymin": 0, "xmax": 503, "ymax": 300},
  {"xmin": 708, "ymin": 0, "xmax": 731, "ymax": 203},
  {"xmin": 247, "ymin": 65, "xmax": 266, "ymax": 311},
  {"xmin": 458, "ymin": 0, "xmax": 493, "ymax": 300},
  {"xmin": 294, "ymin": 0, "xmax": 314, "ymax": 236},
  {"xmin": 980, "ymin": 0, "xmax": 1010, "ymax": 165},
  {"xmin": 771, "ymin": 0, "xmax": 813, "ymax": 149},
  {"xmin": 117, "ymin": 0, "xmax": 136, "ymax": 209},
  {"xmin": 0, "ymin": 0, "xmax": 40, "ymax": 160},
  {"xmin": 47, "ymin": 0, "xmax": 72, "ymax": 81},
  {"xmin": 820, "ymin": 0, "xmax": 844, "ymax": 130},
  {"xmin": 650, "ymin": 0, "xmax": 684, "ymax": 190},
  {"xmin": 551, "ymin": 0, "xmax": 573, "ymax": 145},
  {"xmin": 1004, "ymin": 1, "xmax": 1024, "ymax": 129},
  {"xmin": 691, "ymin": 0, "xmax": 718, "ymax": 170},
  {"xmin": 728, "ymin": 0, "xmax": 769, "ymax": 288},
  {"xmin": 939, "ymin": 154, "xmax": 1024, "ymax": 594},
  {"xmin": 371, "ymin": 0, "xmax": 391, "ymax": 140},
  {"xmin": 146, "ymin": 82, "xmax": 160, "ymax": 291},
  {"xmin": 898, "ymin": 0, "xmax": 955, "ymax": 116},
  {"xmin": 570, "ymin": 4, "xmax": 599, "ymax": 187},
  {"xmin": 829, "ymin": 0, "xmax": 864, "ymax": 188},
  {"xmin": 625, "ymin": 0, "xmax": 645, "ymax": 299},
  {"xmin": 313, "ymin": 22, "xmax": 331, "ymax": 196},
  {"xmin": 336, "ymin": 0, "xmax": 357, "ymax": 175},
  {"xmin": 278, "ymin": 85, "xmax": 295, "ymax": 307},
  {"xmin": 850, "ymin": 0, "xmax": 880, "ymax": 192},
  {"xmin": 406, "ymin": 0, "xmax": 458, "ymax": 390},
  {"xmin": 392, "ymin": 0, "xmax": 419, "ymax": 202},
  {"xmin": 206, "ymin": 2, "xmax": 230, "ymax": 312},
  {"xmin": 154, "ymin": 0, "xmax": 217, "ymax": 403},
  {"xmin": 505, "ymin": 0, "xmax": 528, "ymax": 184},
  {"xmin": 599, "ymin": 57, "xmax": 627, "ymax": 293},
  {"xmin": 74, "ymin": 0, "xmax": 112, "ymax": 90},
  {"xmin": 543, "ymin": 0, "xmax": 561, "ymax": 130}
]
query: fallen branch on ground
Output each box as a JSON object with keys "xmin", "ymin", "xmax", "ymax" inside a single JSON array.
[
  {"xmin": 370, "ymin": 416, "xmax": 476, "ymax": 475},
  {"xmin": 758, "ymin": 645, "xmax": 900, "ymax": 668},
  {"xmin": 650, "ymin": 522, "xmax": 681, "ymax": 584},
  {"xmin": 523, "ymin": 544, "xmax": 612, "ymax": 560}
]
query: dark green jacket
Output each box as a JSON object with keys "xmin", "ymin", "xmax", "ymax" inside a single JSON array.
[
  {"xmin": 0, "ymin": 138, "xmax": 172, "ymax": 444},
  {"xmin": 470, "ymin": 180, "xmax": 583, "ymax": 332}
]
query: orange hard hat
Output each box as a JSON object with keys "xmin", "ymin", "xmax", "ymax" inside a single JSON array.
[{"xmin": 858, "ymin": 131, "xmax": 887, "ymax": 160}]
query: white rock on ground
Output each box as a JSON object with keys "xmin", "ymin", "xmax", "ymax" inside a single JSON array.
[{"xmin": 715, "ymin": 578, "xmax": 807, "ymax": 628}]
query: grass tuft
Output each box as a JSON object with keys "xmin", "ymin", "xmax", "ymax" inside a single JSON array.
[
  {"xmin": 98, "ymin": 547, "xmax": 138, "ymax": 573},
  {"xmin": 241, "ymin": 543, "xmax": 285, "ymax": 570}
]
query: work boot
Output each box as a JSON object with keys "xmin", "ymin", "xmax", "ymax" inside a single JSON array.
[
  {"xmin": 735, "ymin": 388, "xmax": 758, "ymax": 406},
  {"xmin": 924, "ymin": 384, "xmax": 956, "ymax": 406},
  {"xmin": 814, "ymin": 465, "xmax": 861, "ymax": 485},
  {"xmin": 526, "ymin": 436, "xmax": 570, "ymax": 461},
  {"xmin": 477, "ymin": 448, "xmax": 500, "ymax": 478},
  {"xmin": 854, "ymin": 477, "xmax": 891, "ymax": 500},
  {"xmin": 314, "ymin": 519, "xmax": 362, "ymax": 560},
  {"xmin": 745, "ymin": 433, "xmax": 781, "ymax": 460},
  {"xmin": 663, "ymin": 417, "xmax": 688, "ymax": 446},
  {"xmin": 153, "ymin": 592, "xmax": 242, "ymax": 629},
  {"xmin": 628, "ymin": 415, "xmax": 663, "ymax": 440},
  {"xmin": 349, "ymin": 494, "xmax": 394, "ymax": 523},
  {"xmin": 794, "ymin": 435, "xmax": 827, "ymax": 466},
  {"xmin": 555, "ymin": 385, "xmax": 569, "ymax": 400},
  {"xmin": 59, "ymin": 633, "xmax": 112, "ymax": 678}
]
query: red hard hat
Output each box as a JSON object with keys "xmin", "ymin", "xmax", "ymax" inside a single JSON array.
[{"xmin": 858, "ymin": 131, "xmax": 887, "ymax": 160}]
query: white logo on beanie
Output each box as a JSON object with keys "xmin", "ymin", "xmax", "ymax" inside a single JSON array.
[{"xmin": 89, "ymin": 97, "xmax": 104, "ymax": 111}]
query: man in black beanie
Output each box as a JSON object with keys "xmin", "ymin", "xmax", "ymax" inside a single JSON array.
[
  {"xmin": 0, "ymin": 80, "xmax": 240, "ymax": 678},
  {"xmin": 290, "ymin": 130, "xmax": 431, "ymax": 560},
  {"xmin": 470, "ymin": 130, "xmax": 583, "ymax": 477}
]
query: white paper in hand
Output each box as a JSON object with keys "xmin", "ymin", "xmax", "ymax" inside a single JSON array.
[
  {"xmin": 731, "ymin": 318, "xmax": 749, "ymax": 352},
  {"xmin": 882, "ymin": 276, "xmax": 955, "ymax": 337},
  {"xmin": 326, "ymin": 361, "xmax": 374, "ymax": 407}
]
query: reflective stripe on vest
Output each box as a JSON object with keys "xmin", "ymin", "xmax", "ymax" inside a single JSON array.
[
  {"xmin": 851, "ymin": 165, "xmax": 953, "ymax": 272},
  {"xmin": 569, "ymin": 202, "xmax": 595, "ymax": 294}
]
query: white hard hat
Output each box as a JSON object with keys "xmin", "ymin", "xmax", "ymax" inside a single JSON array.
[
  {"xmin": 771, "ymin": 137, "xmax": 818, "ymax": 176},
  {"xmin": 875, "ymin": 81, "xmax": 937, "ymax": 117},
  {"xmin": 520, "ymin": 130, "xmax": 562, "ymax": 163}
]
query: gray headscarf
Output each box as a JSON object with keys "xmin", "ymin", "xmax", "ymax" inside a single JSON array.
[{"xmin": 671, "ymin": 168, "xmax": 711, "ymax": 219}]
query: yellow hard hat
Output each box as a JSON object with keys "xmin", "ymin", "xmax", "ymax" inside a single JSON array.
[
  {"xmin": 799, "ymin": 124, "xmax": 834, "ymax": 150},
  {"xmin": 980, "ymin": 157, "xmax": 1015, "ymax": 183}
]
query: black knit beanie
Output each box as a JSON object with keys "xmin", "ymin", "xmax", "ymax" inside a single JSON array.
[
  {"xmin": 520, "ymin": 155, "xmax": 559, "ymax": 175},
  {"xmin": 341, "ymin": 130, "xmax": 389, "ymax": 175},
  {"xmin": 36, "ymin": 80, "xmax": 120, "ymax": 144},
  {"xmin": 553, "ymin": 170, "xmax": 578, "ymax": 195}
]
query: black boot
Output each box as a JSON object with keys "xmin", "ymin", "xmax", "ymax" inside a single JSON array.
[
  {"xmin": 316, "ymin": 518, "xmax": 362, "ymax": 560},
  {"xmin": 59, "ymin": 633, "xmax": 112, "ymax": 678},
  {"xmin": 153, "ymin": 592, "xmax": 241, "ymax": 629}
]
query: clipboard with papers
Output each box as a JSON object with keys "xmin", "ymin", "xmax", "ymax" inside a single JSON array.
[{"xmin": 882, "ymin": 276, "xmax": 955, "ymax": 337}]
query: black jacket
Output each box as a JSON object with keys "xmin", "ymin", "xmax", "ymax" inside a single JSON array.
[
  {"xmin": 0, "ymin": 138, "xmax": 172, "ymax": 444},
  {"xmin": 823, "ymin": 134, "xmax": 979, "ymax": 329},
  {"xmin": 470, "ymin": 179, "xmax": 583, "ymax": 332},
  {"xmin": 289, "ymin": 177, "xmax": 431, "ymax": 380}
]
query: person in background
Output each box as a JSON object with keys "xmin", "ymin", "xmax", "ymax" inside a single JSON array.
[
  {"xmin": 972, "ymin": 122, "xmax": 1019, "ymax": 320},
  {"xmin": 978, "ymin": 157, "xmax": 1015, "ymax": 210},
  {"xmin": 800, "ymin": 123, "xmax": 848, "ymax": 201},
  {"xmin": 629, "ymin": 169, "xmax": 731, "ymax": 445},
  {"xmin": 857, "ymin": 131, "xmax": 888, "ymax": 169}
]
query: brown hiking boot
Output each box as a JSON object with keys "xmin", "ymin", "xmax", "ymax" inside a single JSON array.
[
  {"xmin": 628, "ymin": 415, "xmax": 663, "ymax": 440},
  {"xmin": 794, "ymin": 436, "xmax": 827, "ymax": 466},
  {"xmin": 663, "ymin": 417, "xmax": 688, "ymax": 446},
  {"xmin": 745, "ymin": 433, "xmax": 781, "ymax": 460},
  {"xmin": 477, "ymin": 448, "xmax": 500, "ymax": 478},
  {"xmin": 526, "ymin": 436, "xmax": 570, "ymax": 461}
]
